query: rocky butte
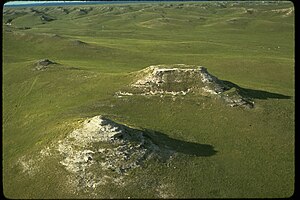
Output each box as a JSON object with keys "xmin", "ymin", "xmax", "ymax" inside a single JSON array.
[{"xmin": 116, "ymin": 64, "xmax": 254, "ymax": 108}]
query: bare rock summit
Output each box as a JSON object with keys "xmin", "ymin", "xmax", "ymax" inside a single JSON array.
[{"xmin": 116, "ymin": 64, "xmax": 254, "ymax": 108}]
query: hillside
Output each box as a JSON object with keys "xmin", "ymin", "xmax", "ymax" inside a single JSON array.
[{"xmin": 3, "ymin": 1, "xmax": 294, "ymax": 198}]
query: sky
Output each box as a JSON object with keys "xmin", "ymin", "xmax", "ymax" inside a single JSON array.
[{"xmin": 4, "ymin": 1, "xmax": 84, "ymax": 6}]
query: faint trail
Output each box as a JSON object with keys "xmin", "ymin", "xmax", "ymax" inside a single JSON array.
[
  {"xmin": 3, "ymin": 76, "xmax": 39, "ymax": 126},
  {"xmin": 25, "ymin": 76, "xmax": 38, "ymax": 96}
]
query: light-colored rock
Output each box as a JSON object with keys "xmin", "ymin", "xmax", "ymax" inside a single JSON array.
[
  {"xmin": 117, "ymin": 64, "xmax": 254, "ymax": 108},
  {"xmin": 57, "ymin": 115, "xmax": 174, "ymax": 191}
]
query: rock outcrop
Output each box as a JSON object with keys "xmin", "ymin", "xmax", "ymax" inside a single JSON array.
[
  {"xmin": 116, "ymin": 64, "xmax": 254, "ymax": 108},
  {"xmin": 34, "ymin": 59, "xmax": 57, "ymax": 70},
  {"xmin": 57, "ymin": 115, "xmax": 173, "ymax": 189}
]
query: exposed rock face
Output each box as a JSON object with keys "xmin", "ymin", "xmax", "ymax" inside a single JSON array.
[
  {"xmin": 17, "ymin": 115, "xmax": 174, "ymax": 191},
  {"xmin": 132, "ymin": 65, "xmax": 227, "ymax": 94},
  {"xmin": 57, "ymin": 115, "xmax": 173, "ymax": 190},
  {"xmin": 34, "ymin": 59, "xmax": 57, "ymax": 70},
  {"xmin": 116, "ymin": 64, "xmax": 254, "ymax": 108},
  {"xmin": 37, "ymin": 59, "xmax": 55, "ymax": 66}
]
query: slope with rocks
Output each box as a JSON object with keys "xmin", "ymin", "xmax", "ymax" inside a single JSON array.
[
  {"xmin": 116, "ymin": 64, "xmax": 254, "ymax": 108},
  {"xmin": 18, "ymin": 115, "xmax": 174, "ymax": 191},
  {"xmin": 34, "ymin": 58, "xmax": 58, "ymax": 70}
]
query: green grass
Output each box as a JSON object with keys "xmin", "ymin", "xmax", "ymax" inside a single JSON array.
[{"xmin": 3, "ymin": 1, "xmax": 294, "ymax": 198}]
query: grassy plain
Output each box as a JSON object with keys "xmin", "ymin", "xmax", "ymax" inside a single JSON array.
[{"xmin": 3, "ymin": 1, "xmax": 294, "ymax": 198}]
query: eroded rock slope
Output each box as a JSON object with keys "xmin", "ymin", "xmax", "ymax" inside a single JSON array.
[
  {"xmin": 19, "ymin": 115, "xmax": 174, "ymax": 191},
  {"xmin": 116, "ymin": 64, "xmax": 254, "ymax": 108}
]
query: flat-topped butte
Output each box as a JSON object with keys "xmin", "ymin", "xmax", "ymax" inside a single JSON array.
[{"xmin": 117, "ymin": 64, "xmax": 254, "ymax": 108}]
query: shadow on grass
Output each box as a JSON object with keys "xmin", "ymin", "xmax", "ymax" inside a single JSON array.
[
  {"xmin": 144, "ymin": 129, "xmax": 217, "ymax": 157},
  {"xmin": 222, "ymin": 80, "xmax": 291, "ymax": 100},
  {"xmin": 101, "ymin": 117, "xmax": 217, "ymax": 159},
  {"xmin": 105, "ymin": 116, "xmax": 217, "ymax": 158}
]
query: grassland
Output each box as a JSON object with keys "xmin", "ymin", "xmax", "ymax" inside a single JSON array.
[{"xmin": 3, "ymin": 1, "xmax": 294, "ymax": 198}]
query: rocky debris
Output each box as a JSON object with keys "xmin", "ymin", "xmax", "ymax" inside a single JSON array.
[
  {"xmin": 222, "ymin": 93, "xmax": 253, "ymax": 108},
  {"xmin": 17, "ymin": 146, "xmax": 54, "ymax": 176},
  {"xmin": 155, "ymin": 183, "xmax": 175, "ymax": 198},
  {"xmin": 115, "ymin": 91, "xmax": 133, "ymax": 97},
  {"xmin": 40, "ymin": 146, "xmax": 52, "ymax": 156},
  {"xmin": 198, "ymin": 67, "xmax": 228, "ymax": 93},
  {"xmin": 270, "ymin": 7, "xmax": 294, "ymax": 17},
  {"xmin": 34, "ymin": 59, "xmax": 57, "ymax": 70},
  {"xmin": 116, "ymin": 64, "xmax": 254, "ymax": 108},
  {"xmin": 57, "ymin": 115, "xmax": 174, "ymax": 190},
  {"xmin": 37, "ymin": 59, "xmax": 56, "ymax": 66},
  {"xmin": 18, "ymin": 156, "xmax": 37, "ymax": 175}
]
